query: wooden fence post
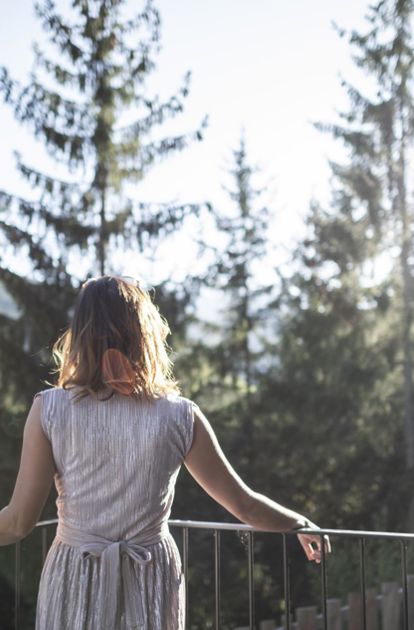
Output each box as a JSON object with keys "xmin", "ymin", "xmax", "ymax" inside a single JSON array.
[
  {"xmin": 348, "ymin": 592, "xmax": 362, "ymax": 630},
  {"xmin": 282, "ymin": 613, "xmax": 298, "ymax": 630},
  {"xmin": 381, "ymin": 582, "xmax": 400, "ymax": 630},
  {"xmin": 326, "ymin": 598, "xmax": 341, "ymax": 630},
  {"xmin": 408, "ymin": 575, "xmax": 414, "ymax": 629},
  {"xmin": 296, "ymin": 606, "xmax": 317, "ymax": 630},
  {"xmin": 365, "ymin": 587, "xmax": 378, "ymax": 630}
]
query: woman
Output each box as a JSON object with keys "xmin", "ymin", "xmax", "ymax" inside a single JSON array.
[{"xmin": 0, "ymin": 275, "xmax": 330, "ymax": 629}]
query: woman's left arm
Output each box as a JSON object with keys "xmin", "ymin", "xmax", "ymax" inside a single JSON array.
[{"xmin": 0, "ymin": 394, "xmax": 56, "ymax": 545}]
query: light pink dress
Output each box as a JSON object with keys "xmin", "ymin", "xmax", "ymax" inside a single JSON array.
[{"xmin": 34, "ymin": 387, "xmax": 196, "ymax": 630}]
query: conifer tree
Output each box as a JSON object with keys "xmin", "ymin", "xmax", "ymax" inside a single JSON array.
[
  {"xmin": 0, "ymin": 0, "xmax": 207, "ymax": 403},
  {"xmin": 263, "ymin": 201, "xmax": 398, "ymax": 527},
  {"xmin": 250, "ymin": 200, "xmax": 400, "ymax": 608},
  {"xmin": 313, "ymin": 0, "xmax": 414, "ymax": 526},
  {"xmin": 0, "ymin": 0, "xmax": 207, "ymax": 614},
  {"xmin": 175, "ymin": 132, "xmax": 279, "ymax": 630},
  {"xmin": 259, "ymin": 0, "xmax": 414, "ymax": 530},
  {"xmin": 199, "ymin": 133, "xmax": 274, "ymax": 466}
]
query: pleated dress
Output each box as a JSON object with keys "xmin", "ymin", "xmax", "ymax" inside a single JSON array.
[{"xmin": 34, "ymin": 386, "xmax": 196, "ymax": 630}]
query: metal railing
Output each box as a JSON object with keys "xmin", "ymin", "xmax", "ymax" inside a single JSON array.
[{"xmin": 9, "ymin": 519, "xmax": 414, "ymax": 629}]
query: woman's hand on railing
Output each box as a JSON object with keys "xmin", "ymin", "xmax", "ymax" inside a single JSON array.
[{"xmin": 295, "ymin": 518, "xmax": 331, "ymax": 563}]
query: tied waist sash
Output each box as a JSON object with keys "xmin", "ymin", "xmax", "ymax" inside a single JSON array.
[{"xmin": 56, "ymin": 520, "xmax": 169, "ymax": 629}]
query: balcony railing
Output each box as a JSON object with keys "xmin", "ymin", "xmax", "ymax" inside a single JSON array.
[{"xmin": 7, "ymin": 518, "xmax": 414, "ymax": 629}]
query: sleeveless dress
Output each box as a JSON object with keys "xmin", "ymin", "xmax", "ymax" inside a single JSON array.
[{"xmin": 34, "ymin": 387, "xmax": 196, "ymax": 630}]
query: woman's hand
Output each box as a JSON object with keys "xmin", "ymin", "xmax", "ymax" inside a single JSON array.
[{"xmin": 295, "ymin": 519, "xmax": 331, "ymax": 564}]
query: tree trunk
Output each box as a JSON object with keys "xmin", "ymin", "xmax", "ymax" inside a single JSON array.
[
  {"xmin": 98, "ymin": 172, "xmax": 108, "ymax": 277},
  {"xmin": 396, "ymin": 108, "xmax": 414, "ymax": 528}
]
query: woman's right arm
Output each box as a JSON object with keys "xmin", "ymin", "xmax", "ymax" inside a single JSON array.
[{"xmin": 184, "ymin": 405, "xmax": 330, "ymax": 562}]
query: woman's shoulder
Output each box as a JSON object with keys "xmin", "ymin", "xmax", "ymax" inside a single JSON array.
[
  {"xmin": 163, "ymin": 393, "xmax": 196, "ymax": 408},
  {"xmin": 33, "ymin": 386, "xmax": 51, "ymax": 398},
  {"xmin": 33, "ymin": 386, "xmax": 71, "ymax": 403},
  {"xmin": 153, "ymin": 393, "xmax": 197, "ymax": 418}
]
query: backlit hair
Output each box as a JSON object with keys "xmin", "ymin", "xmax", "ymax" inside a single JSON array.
[{"xmin": 52, "ymin": 275, "xmax": 180, "ymax": 401}]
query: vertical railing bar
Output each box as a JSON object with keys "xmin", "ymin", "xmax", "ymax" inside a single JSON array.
[
  {"xmin": 283, "ymin": 534, "xmax": 291, "ymax": 630},
  {"xmin": 401, "ymin": 539, "xmax": 409, "ymax": 630},
  {"xmin": 321, "ymin": 533, "xmax": 328, "ymax": 630},
  {"xmin": 214, "ymin": 529, "xmax": 221, "ymax": 630},
  {"xmin": 182, "ymin": 527, "xmax": 189, "ymax": 630},
  {"xmin": 359, "ymin": 537, "xmax": 367, "ymax": 630},
  {"xmin": 248, "ymin": 530, "xmax": 255, "ymax": 630},
  {"xmin": 41, "ymin": 526, "xmax": 48, "ymax": 564},
  {"xmin": 14, "ymin": 541, "xmax": 21, "ymax": 630}
]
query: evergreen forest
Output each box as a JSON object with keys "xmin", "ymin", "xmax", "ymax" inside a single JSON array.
[{"xmin": 1, "ymin": 0, "xmax": 414, "ymax": 628}]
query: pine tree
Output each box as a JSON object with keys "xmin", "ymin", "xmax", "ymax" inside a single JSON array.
[
  {"xmin": 0, "ymin": 0, "xmax": 208, "ymax": 609},
  {"xmin": 236, "ymin": 195, "xmax": 401, "ymax": 612},
  {"xmin": 314, "ymin": 0, "xmax": 414, "ymax": 527},
  {"xmin": 165, "ymin": 135, "xmax": 279, "ymax": 625},
  {"xmin": 0, "ymin": 0, "xmax": 208, "ymax": 403},
  {"xmin": 199, "ymin": 133, "xmax": 274, "ymax": 467},
  {"xmin": 264, "ymin": 199, "xmax": 399, "ymax": 528}
]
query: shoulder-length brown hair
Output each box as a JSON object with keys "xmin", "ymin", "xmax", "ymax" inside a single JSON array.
[{"xmin": 52, "ymin": 275, "xmax": 180, "ymax": 401}]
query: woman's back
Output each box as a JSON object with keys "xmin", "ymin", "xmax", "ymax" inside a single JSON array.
[
  {"xmin": 35, "ymin": 386, "xmax": 195, "ymax": 629},
  {"xmin": 41, "ymin": 388, "xmax": 194, "ymax": 539}
]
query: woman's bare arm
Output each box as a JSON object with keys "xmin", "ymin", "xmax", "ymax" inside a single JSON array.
[
  {"xmin": 184, "ymin": 405, "xmax": 330, "ymax": 562},
  {"xmin": 0, "ymin": 395, "xmax": 55, "ymax": 545}
]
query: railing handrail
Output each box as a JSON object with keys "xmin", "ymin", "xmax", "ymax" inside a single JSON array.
[
  {"xmin": 170, "ymin": 521, "xmax": 414, "ymax": 540},
  {"xmin": 11, "ymin": 517, "xmax": 414, "ymax": 630},
  {"xmin": 35, "ymin": 517, "xmax": 414, "ymax": 540}
]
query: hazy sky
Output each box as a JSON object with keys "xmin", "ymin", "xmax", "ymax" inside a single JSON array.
[{"xmin": 0, "ymin": 0, "xmax": 371, "ymax": 284}]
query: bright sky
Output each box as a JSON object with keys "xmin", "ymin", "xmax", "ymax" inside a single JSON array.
[{"xmin": 0, "ymin": 0, "xmax": 370, "ymax": 288}]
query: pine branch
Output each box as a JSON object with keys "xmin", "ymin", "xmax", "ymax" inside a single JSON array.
[
  {"xmin": 122, "ymin": 116, "xmax": 208, "ymax": 176},
  {"xmin": 1, "ymin": 191, "xmax": 96, "ymax": 248},
  {"xmin": 15, "ymin": 155, "xmax": 79, "ymax": 194},
  {"xmin": 131, "ymin": 200, "xmax": 204, "ymax": 250},
  {"xmin": 42, "ymin": 125, "xmax": 89, "ymax": 164},
  {"xmin": 118, "ymin": 71, "xmax": 192, "ymax": 138},
  {"xmin": 0, "ymin": 266, "xmax": 71, "ymax": 324},
  {"xmin": 1, "ymin": 73, "xmax": 90, "ymax": 128},
  {"xmin": 33, "ymin": 43, "xmax": 88, "ymax": 92},
  {"xmin": 35, "ymin": 0, "xmax": 86, "ymax": 65},
  {"xmin": 0, "ymin": 71, "xmax": 92, "ymax": 164},
  {"xmin": 0, "ymin": 329, "xmax": 47, "ymax": 396},
  {"xmin": 0, "ymin": 221, "xmax": 60, "ymax": 273}
]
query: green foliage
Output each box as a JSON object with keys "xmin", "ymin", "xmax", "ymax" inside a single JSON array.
[
  {"xmin": 0, "ymin": 0, "xmax": 208, "ymax": 277},
  {"xmin": 5, "ymin": 0, "xmax": 414, "ymax": 627},
  {"xmin": 313, "ymin": 0, "xmax": 414, "ymax": 525},
  {"xmin": 260, "ymin": 204, "xmax": 399, "ymax": 528},
  {"xmin": 0, "ymin": 0, "xmax": 207, "ymax": 619},
  {"xmin": 0, "ymin": 0, "xmax": 207, "ymax": 430},
  {"xmin": 171, "ymin": 3, "xmax": 414, "ymax": 621}
]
